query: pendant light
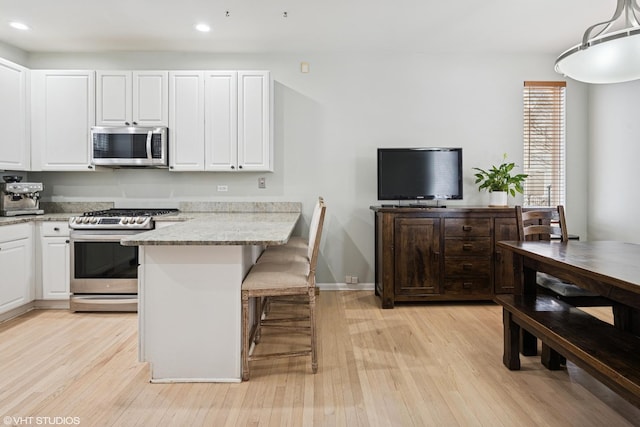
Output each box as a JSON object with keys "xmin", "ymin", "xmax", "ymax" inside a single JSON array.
[{"xmin": 555, "ymin": 0, "xmax": 640, "ymax": 84}]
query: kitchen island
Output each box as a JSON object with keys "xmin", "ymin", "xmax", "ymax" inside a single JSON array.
[{"xmin": 121, "ymin": 211, "xmax": 300, "ymax": 383}]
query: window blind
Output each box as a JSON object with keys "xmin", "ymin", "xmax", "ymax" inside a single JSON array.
[{"xmin": 523, "ymin": 81, "xmax": 566, "ymax": 207}]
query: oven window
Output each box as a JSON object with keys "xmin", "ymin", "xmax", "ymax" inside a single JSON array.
[{"xmin": 74, "ymin": 241, "xmax": 138, "ymax": 279}]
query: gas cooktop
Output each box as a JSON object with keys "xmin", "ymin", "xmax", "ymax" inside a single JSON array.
[{"xmin": 69, "ymin": 208, "xmax": 179, "ymax": 230}]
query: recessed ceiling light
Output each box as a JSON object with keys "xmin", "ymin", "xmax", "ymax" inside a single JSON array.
[
  {"xmin": 195, "ymin": 23, "xmax": 211, "ymax": 33},
  {"xmin": 9, "ymin": 21, "xmax": 30, "ymax": 31}
]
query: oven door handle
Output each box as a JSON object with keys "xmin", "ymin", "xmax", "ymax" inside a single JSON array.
[{"xmin": 70, "ymin": 233, "xmax": 136, "ymax": 242}]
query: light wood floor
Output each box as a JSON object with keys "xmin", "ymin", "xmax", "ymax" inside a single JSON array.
[{"xmin": 1, "ymin": 291, "xmax": 639, "ymax": 426}]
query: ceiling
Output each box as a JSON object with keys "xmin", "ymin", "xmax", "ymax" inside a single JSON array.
[{"xmin": 0, "ymin": 0, "xmax": 620, "ymax": 55}]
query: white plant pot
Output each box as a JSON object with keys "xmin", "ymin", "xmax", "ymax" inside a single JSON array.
[{"xmin": 489, "ymin": 191, "xmax": 508, "ymax": 207}]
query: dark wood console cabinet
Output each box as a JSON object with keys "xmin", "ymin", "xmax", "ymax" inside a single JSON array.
[{"xmin": 372, "ymin": 206, "xmax": 523, "ymax": 308}]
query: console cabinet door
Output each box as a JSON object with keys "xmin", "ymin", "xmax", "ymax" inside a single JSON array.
[
  {"xmin": 0, "ymin": 57, "xmax": 29, "ymax": 170},
  {"xmin": 494, "ymin": 217, "xmax": 519, "ymax": 293},
  {"xmin": 31, "ymin": 70, "xmax": 95, "ymax": 171},
  {"xmin": 394, "ymin": 217, "xmax": 441, "ymax": 295}
]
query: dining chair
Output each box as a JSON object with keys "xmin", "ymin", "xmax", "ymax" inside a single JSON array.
[
  {"xmin": 240, "ymin": 199, "xmax": 326, "ymax": 381},
  {"xmin": 516, "ymin": 205, "xmax": 611, "ymax": 306}
]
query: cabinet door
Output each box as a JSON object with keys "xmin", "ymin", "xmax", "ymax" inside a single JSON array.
[
  {"xmin": 494, "ymin": 217, "xmax": 519, "ymax": 293},
  {"xmin": 31, "ymin": 70, "xmax": 96, "ymax": 171},
  {"xmin": 0, "ymin": 225, "xmax": 33, "ymax": 314},
  {"xmin": 204, "ymin": 71, "xmax": 238, "ymax": 171},
  {"xmin": 169, "ymin": 71, "xmax": 205, "ymax": 171},
  {"xmin": 133, "ymin": 71, "xmax": 168, "ymax": 126},
  {"xmin": 0, "ymin": 58, "xmax": 29, "ymax": 170},
  {"xmin": 41, "ymin": 236, "xmax": 70, "ymax": 299},
  {"xmin": 96, "ymin": 71, "xmax": 131, "ymax": 126},
  {"xmin": 237, "ymin": 71, "xmax": 272, "ymax": 171},
  {"xmin": 394, "ymin": 217, "xmax": 441, "ymax": 295}
]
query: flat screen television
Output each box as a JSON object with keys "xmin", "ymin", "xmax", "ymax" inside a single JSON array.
[{"xmin": 377, "ymin": 147, "xmax": 463, "ymax": 201}]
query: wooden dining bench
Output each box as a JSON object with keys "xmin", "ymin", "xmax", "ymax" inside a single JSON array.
[{"xmin": 495, "ymin": 294, "xmax": 640, "ymax": 408}]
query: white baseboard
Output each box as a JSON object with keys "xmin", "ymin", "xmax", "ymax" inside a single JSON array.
[
  {"xmin": 0, "ymin": 302, "xmax": 35, "ymax": 324},
  {"xmin": 317, "ymin": 282, "xmax": 374, "ymax": 291}
]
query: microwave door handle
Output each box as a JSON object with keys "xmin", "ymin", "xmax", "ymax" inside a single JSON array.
[{"xmin": 146, "ymin": 131, "xmax": 153, "ymax": 160}]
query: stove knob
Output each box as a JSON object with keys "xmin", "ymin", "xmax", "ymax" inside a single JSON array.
[
  {"xmin": 82, "ymin": 217, "xmax": 90, "ymax": 224},
  {"xmin": 90, "ymin": 218, "xmax": 98, "ymax": 224},
  {"xmin": 136, "ymin": 217, "xmax": 146, "ymax": 224},
  {"xmin": 122, "ymin": 218, "xmax": 129, "ymax": 224}
]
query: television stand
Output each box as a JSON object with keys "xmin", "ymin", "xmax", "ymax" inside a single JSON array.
[{"xmin": 408, "ymin": 204, "xmax": 446, "ymax": 208}]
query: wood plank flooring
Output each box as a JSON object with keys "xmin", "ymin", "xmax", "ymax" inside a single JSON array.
[{"xmin": 0, "ymin": 291, "xmax": 639, "ymax": 426}]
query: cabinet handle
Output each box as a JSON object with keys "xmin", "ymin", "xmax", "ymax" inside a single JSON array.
[
  {"xmin": 88, "ymin": 165, "xmax": 93, "ymax": 169},
  {"xmin": 462, "ymin": 243, "xmax": 473, "ymax": 251},
  {"xmin": 238, "ymin": 165, "xmax": 243, "ymax": 169},
  {"xmin": 463, "ymin": 282, "xmax": 473, "ymax": 289},
  {"xmin": 462, "ymin": 225, "xmax": 473, "ymax": 232},
  {"xmin": 231, "ymin": 165, "xmax": 235, "ymax": 170},
  {"xmin": 132, "ymin": 121, "xmax": 138, "ymax": 125},
  {"xmin": 53, "ymin": 227, "xmax": 60, "ymax": 231},
  {"xmin": 125, "ymin": 121, "xmax": 131, "ymax": 126},
  {"xmin": 65, "ymin": 240, "xmax": 70, "ymax": 244},
  {"xmin": 463, "ymin": 263, "xmax": 473, "ymax": 270}
]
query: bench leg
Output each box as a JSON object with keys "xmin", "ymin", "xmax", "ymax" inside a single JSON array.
[
  {"xmin": 521, "ymin": 330, "xmax": 537, "ymax": 356},
  {"xmin": 503, "ymin": 309, "xmax": 521, "ymax": 370},
  {"xmin": 242, "ymin": 292, "xmax": 250, "ymax": 381},
  {"xmin": 541, "ymin": 343, "xmax": 564, "ymax": 370}
]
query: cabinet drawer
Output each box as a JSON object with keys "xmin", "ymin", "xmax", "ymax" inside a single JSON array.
[
  {"xmin": 444, "ymin": 218, "xmax": 491, "ymax": 237},
  {"xmin": 445, "ymin": 238, "xmax": 491, "ymax": 256},
  {"xmin": 444, "ymin": 278, "xmax": 491, "ymax": 295},
  {"xmin": 41, "ymin": 222, "xmax": 70, "ymax": 237},
  {"xmin": 444, "ymin": 258, "xmax": 491, "ymax": 277}
]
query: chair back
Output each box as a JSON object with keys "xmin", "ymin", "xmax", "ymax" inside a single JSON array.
[
  {"xmin": 515, "ymin": 205, "xmax": 568, "ymax": 242},
  {"xmin": 307, "ymin": 199, "xmax": 326, "ymax": 279},
  {"xmin": 306, "ymin": 197, "xmax": 325, "ymax": 260}
]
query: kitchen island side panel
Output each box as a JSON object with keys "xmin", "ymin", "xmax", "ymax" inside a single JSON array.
[{"xmin": 138, "ymin": 244, "xmax": 255, "ymax": 382}]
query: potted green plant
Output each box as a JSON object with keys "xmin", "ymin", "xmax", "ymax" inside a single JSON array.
[{"xmin": 473, "ymin": 154, "xmax": 527, "ymax": 206}]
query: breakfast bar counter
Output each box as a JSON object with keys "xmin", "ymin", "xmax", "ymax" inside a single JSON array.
[{"xmin": 121, "ymin": 211, "xmax": 300, "ymax": 383}]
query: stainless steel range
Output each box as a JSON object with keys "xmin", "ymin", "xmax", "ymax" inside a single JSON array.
[{"xmin": 68, "ymin": 208, "xmax": 178, "ymax": 312}]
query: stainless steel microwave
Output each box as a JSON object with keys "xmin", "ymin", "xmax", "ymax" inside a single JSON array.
[{"xmin": 90, "ymin": 126, "xmax": 168, "ymax": 167}]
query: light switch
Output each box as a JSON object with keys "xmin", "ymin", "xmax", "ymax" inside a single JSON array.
[{"xmin": 300, "ymin": 62, "xmax": 310, "ymax": 73}]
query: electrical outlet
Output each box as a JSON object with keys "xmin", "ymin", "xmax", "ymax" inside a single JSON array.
[
  {"xmin": 217, "ymin": 185, "xmax": 228, "ymax": 192},
  {"xmin": 345, "ymin": 275, "xmax": 352, "ymax": 284},
  {"xmin": 258, "ymin": 177, "xmax": 266, "ymax": 189},
  {"xmin": 351, "ymin": 276, "xmax": 359, "ymax": 284}
]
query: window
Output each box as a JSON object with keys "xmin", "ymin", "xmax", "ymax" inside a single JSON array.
[{"xmin": 522, "ymin": 81, "xmax": 566, "ymax": 207}]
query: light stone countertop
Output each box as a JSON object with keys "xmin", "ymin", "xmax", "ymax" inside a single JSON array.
[
  {"xmin": 0, "ymin": 213, "xmax": 77, "ymax": 226},
  {"xmin": 121, "ymin": 212, "xmax": 301, "ymax": 246}
]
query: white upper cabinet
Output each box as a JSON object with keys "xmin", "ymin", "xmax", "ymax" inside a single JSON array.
[
  {"xmin": 30, "ymin": 70, "xmax": 96, "ymax": 171},
  {"xmin": 237, "ymin": 71, "xmax": 272, "ymax": 172},
  {"xmin": 168, "ymin": 71, "xmax": 205, "ymax": 171},
  {"xmin": 0, "ymin": 57, "xmax": 29, "ymax": 171},
  {"xmin": 170, "ymin": 70, "xmax": 272, "ymax": 172},
  {"xmin": 96, "ymin": 71, "xmax": 168, "ymax": 126},
  {"xmin": 204, "ymin": 71, "xmax": 239, "ymax": 171}
]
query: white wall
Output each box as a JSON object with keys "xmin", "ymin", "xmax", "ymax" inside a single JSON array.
[
  {"xmin": 24, "ymin": 51, "xmax": 589, "ymax": 283},
  {"xmin": 588, "ymin": 81, "xmax": 640, "ymax": 243}
]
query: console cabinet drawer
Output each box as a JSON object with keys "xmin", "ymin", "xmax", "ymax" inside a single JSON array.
[
  {"xmin": 445, "ymin": 278, "xmax": 492, "ymax": 295},
  {"xmin": 444, "ymin": 258, "xmax": 491, "ymax": 277},
  {"xmin": 444, "ymin": 218, "xmax": 491, "ymax": 237},
  {"xmin": 445, "ymin": 238, "xmax": 491, "ymax": 256}
]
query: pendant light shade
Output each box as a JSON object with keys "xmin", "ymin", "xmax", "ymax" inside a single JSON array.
[{"xmin": 555, "ymin": 0, "xmax": 640, "ymax": 84}]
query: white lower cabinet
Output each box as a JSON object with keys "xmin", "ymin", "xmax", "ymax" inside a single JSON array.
[
  {"xmin": 39, "ymin": 222, "xmax": 70, "ymax": 300},
  {"xmin": 0, "ymin": 223, "xmax": 34, "ymax": 314}
]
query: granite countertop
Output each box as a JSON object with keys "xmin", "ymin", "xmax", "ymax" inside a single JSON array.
[
  {"xmin": 121, "ymin": 212, "xmax": 301, "ymax": 246},
  {"xmin": 0, "ymin": 213, "xmax": 77, "ymax": 226}
]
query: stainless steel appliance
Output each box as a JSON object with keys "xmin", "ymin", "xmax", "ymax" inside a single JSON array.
[
  {"xmin": 90, "ymin": 126, "xmax": 168, "ymax": 167},
  {"xmin": 1, "ymin": 176, "xmax": 44, "ymax": 216},
  {"xmin": 69, "ymin": 208, "xmax": 178, "ymax": 312}
]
